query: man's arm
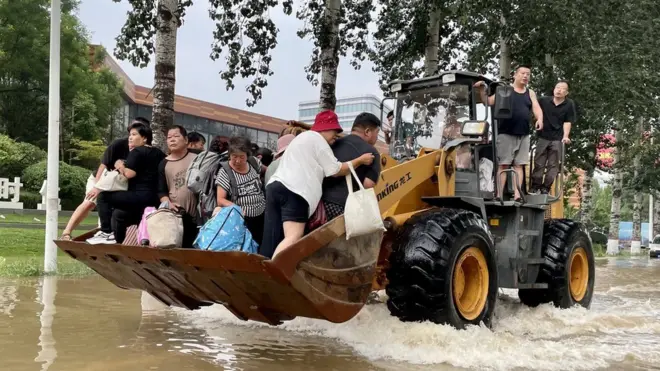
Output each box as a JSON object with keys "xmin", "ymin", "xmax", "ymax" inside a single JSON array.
[
  {"xmin": 563, "ymin": 100, "xmax": 576, "ymax": 143},
  {"xmin": 157, "ymin": 159, "xmax": 170, "ymax": 203},
  {"xmin": 529, "ymin": 90, "xmax": 544, "ymax": 130},
  {"xmin": 563, "ymin": 122, "xmax": 572, "ymax": 142},
  {"xmin": 362, "ymin": 152, "xmax": 381, "ymax": 189}
]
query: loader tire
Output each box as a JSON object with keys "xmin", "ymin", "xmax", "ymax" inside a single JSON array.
[
  {"xmin": 518, "ymin": 219, "xmax": 595, "ymax": 309},
  {"xmin": 385, "ymin": 208, "xmax": 498, "ymax": 329}
]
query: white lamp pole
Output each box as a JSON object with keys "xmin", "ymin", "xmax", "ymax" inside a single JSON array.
[{"xmin": 44, "ymin": 0, "xmax": 61, "ymax": 274}]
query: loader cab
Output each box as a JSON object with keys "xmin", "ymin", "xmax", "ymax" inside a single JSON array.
[{"xmin": 385, "ymin": 71, "xmax": 498, "ymax": 199}]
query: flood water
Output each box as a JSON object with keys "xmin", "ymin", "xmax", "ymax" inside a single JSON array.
[{"xmin": 1, "ymin": 257, "xmax": 660, "ymax": 371}]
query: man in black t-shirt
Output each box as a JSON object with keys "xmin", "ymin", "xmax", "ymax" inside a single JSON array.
[
  {"xmin": 530, "ymin": 81, "xmax": 576, "ymax": 194},
  {"xmin": 321, "ymin": 112, "xmax": 382, "ymax": 220}
]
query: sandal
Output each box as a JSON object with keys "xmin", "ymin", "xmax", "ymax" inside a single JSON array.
[{"xmin": 60, "ymin": 233, "xmax": 72, "ymax": 241}]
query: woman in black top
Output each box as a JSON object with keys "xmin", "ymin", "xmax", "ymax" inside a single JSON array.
[{"xmin": 87, "ymin": 124, "xmax": 166, "ymax": 245}]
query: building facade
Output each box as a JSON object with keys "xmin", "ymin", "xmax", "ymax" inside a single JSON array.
[
  {"xmin": 99, "ymin": 48, "xmax": 286, "ymax": 151},
  {"xmin": 298, "ymin": 95, "xmax": 393, "ymax": 143}
]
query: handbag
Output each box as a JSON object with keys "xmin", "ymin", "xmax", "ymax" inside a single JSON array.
[
  {"xmin": 307, "ymin": 201, "xmax": 327, "ymax": 232},
  {"xmin": 137, "ymin": 207, "xmax": 157, "ymax": 246},
  {"xmin": 94, "ymin": 169, "xmax": 128, "ymax": 192},
  {"xmin": 193, "ymin": 205, "xmax": 259, "ymax": 253},
  {"xmin": 344, "ymin": 162, "xmax": 385, "ymax": 240},
  {"xmin": 146, "ymin": 208, "xmax": 184, "ymax": 249}
]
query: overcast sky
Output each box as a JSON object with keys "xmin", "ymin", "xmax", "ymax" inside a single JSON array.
[{"xmin": 77, "ymin": 1, "xmax": 382, "ymax": 121}]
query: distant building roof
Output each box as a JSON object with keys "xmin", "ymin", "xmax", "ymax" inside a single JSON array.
[{"xmin": 92, "ymin": 45, "xmax": 288, "ymax": 134}]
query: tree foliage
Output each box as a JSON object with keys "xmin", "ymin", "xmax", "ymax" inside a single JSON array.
[
  {"xmin": 371, "ymin": 0, "xmax": 460, "ymax": 91},
  {"xmin": 113, "ymin": 0, "xmax": 294, "ymax": 107},
  {"xmin": 0, "ymin": 135, "xmax": 47, "ymax": 179},
  {"xmin": 0, "ymin": 0, "xmax": 123, "ymax": 149}
]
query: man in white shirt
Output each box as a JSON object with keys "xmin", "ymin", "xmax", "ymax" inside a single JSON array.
[{"xmin": 261, "ymin": 110, "xmax": 374, "ymax": 259}]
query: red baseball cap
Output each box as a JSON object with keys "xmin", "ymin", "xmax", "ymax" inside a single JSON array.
[{"xmin": 311, "ymin": 110, "xmax": 343, "ymax": 133}]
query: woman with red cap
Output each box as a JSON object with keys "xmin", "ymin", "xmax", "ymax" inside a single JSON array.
[{"xmin": 261, "ymin": 110, "xmax": 375, "ymax": 259}]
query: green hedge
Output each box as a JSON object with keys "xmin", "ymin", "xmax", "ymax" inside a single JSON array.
[
  {"xmin": 20, "ymin": 191, "xmax": 41, "ymax": 210},
  {"xmin": 0, "ymin": 135, "xmax": 47, "ymax": 179},
  {"xmin": 22, "ymin": 160, "xmax": 91, "ymax": 211}
]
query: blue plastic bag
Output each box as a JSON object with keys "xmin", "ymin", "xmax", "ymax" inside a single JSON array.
[{"xmin": 193, "ymin": 205, "xmax": 259, "ymax": 253}]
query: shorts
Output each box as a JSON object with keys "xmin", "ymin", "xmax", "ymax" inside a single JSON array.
[
  {"xmin": 260, "ymin": 181, "xmax": 310, "ymax": 258},
  {"xmin": 496, "ymin": 134, "xmax": 530, "ymax": 165}
]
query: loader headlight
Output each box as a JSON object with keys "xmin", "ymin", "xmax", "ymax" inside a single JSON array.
[
  {"xmin": 390, "ymin": 83, "xmax": 402, "ymax": 93},
  {"xmin": 442, "ymin": 74, "xmax": 456, "ymax": 84},
  {"xmin": 461, "ymin": 120, "xmax": 488, "ymax": 137}
]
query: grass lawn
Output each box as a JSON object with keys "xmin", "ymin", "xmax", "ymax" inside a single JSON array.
[
  {"xmin": 0, "ymin": 228, "xmax": 94, "ymax": 277},
  {"xmin": 0, "ymin": 213, "xmax": 97, "ymax": 226}
]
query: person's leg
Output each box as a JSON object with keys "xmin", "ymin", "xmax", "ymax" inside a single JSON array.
[
  {"xmin": 272, "ymin": 222, "xmax": 306, "ymax": 260},
  {"xmin": 497, "ymin": 165, "xmax": 509, "ymax": 198},
  {"xmin": 62, "ymin": 199, "xmax": 95, "ymax": 239},
  {"xmin": 181, "ymin": 212, "xmax": 199, "ymax": 248},
  {"xmin": 512, "ymin": 135, "xmax": 531, "ymax": 200},
  {"xmin": 271, "ymin": 186, "xmax": 309, "ymax": 259},
  {"xmin": 542, "ymin": 140, "xmax": 561, "ymax": 193},
  {"xmin": 112, "ymin": 207, "xmax": 144, "ymax": 244},
  {"xmin": 530, "ymin": 138, "xmax": 550, "ymax": 192},
  {"xmin": 95, "ymin": 192, "xmax": 114, "ymax": 234},
  {"xmin": 495, "ymin": 134, "xmax": 514, "ymax": 199},
  {"xmin": 260, "ymin": 183, "xmax": 285, "ymax": 258},
  {"xmin": 244, "ymin": 213, "xmax": 264, "ymax": 246}
]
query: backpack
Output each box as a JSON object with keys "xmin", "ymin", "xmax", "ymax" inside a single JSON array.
[
  {"xmin": 186, "ymin": 150, "xmax": 222, "ymax": 225},
  {"xmin": 219, "ymin": 157, "xmax": 263, "ymax": 203},
  {"xmin": 186, "ymin": 150, "xmax": 222, "ymax": 194}
]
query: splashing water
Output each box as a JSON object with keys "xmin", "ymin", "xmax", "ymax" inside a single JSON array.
[{"xmin": 174, "ymin": 260, "xmax": 660, "ymax": 371}]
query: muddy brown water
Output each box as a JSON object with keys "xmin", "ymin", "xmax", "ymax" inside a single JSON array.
[{"xmin": 1, "ymin": 257, "xmax": 660, "ymax": 371}]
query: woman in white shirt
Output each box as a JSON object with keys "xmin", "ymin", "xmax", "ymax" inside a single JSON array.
[{"xmin": 261, "ymin": 110, "xmax": 374, "ymax": 259}]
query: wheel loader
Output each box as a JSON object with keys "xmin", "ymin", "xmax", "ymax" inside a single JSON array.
[{"xmin": 54, "ymin": 70, "xmax": 595, "ymax": 330}]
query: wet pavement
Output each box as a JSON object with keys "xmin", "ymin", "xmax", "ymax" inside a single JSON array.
[{"xmin": 1, "ymin": 256, "xmax": 659, "ymax": 371}]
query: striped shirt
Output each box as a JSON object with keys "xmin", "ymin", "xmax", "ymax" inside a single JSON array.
[{"xmin": 215, "ymin": 160, "xmax": 266, "ymax": 217}]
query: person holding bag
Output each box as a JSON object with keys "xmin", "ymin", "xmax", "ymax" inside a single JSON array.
[
  {"xmin": 260, "ymin": 110, "xmax": 375, "ymax": 259},
  {"xmin": 212, "ymin": 136, "xmax": 266, "ymax": 244},
  {"xmin": 321, "ymin": 112, "xmax": 382, "ymax": 221},
  {"xmin": 87, "ymin": 125, "xmax": 165, "ymax": 245}
]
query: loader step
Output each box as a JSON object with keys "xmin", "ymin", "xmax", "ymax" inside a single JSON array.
[
  {"xmin": 510, "ymin": 258, "xmax": 546, "ymax": 266},
  {"xmin": 519, "ymin": 229, "xmax": 541, "ymax": 237},
  {"xmin": 517, "ymin": 283, "xmax": 549, "ymax": 289}
]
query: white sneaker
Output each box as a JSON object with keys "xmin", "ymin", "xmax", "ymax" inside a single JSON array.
[{"xmin": 86, "ymin": 231, "xmax": 116, "ymax": 245}]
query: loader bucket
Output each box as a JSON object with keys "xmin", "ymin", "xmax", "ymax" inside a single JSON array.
[{"xmin": 55, "ymin": 216, "xmax": 384, "ymax": 326}]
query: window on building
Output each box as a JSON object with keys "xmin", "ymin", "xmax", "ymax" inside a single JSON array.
[
  {"xmin": 247, "ymin": 128, "xmax": 258, "ymax": 142},
  {"xmin": 258, "ymin": 130, "xmax": 268, "ymax": 143}
]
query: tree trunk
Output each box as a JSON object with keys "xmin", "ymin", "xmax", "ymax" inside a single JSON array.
[
  {"xmin": 424, "ymin": 7, "xmax": 441, "ymax": 77},
  {"xmin": 631, "ymin": 118, "xmax": 644, "ymax": 254},
  {"xmin": 151, "ymin": 0, "xmax": 179, "ymax": 151},
  {"xmin": 580, "ymin": 166, "xmax": 594, "ymax": 227},
  {"xmin": 318, "ymin": 0, "xmax": 341, "ymax": 111},
  {"xmin": 607, "ymin": 130, "xmax": 622, "ymax": 255},
  {"xmin": 654, "ymin": 196, "xmax": 660, "ymax": 238},
  {"xmin": 498, "ymin": 15, "xmax": 511, "ymax": 81}
]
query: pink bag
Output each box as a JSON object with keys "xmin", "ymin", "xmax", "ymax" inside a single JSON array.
[{"xmin": 138, "ymin": 207, "xmax": 156, "ymax": 247}]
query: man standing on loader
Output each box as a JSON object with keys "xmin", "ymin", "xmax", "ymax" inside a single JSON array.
[
  {"xmin": 475, "ymin": 65, "xmax": 544, "ymax": 201},
  {"xmin": 530, "ymin": 80, "xmax": 576, "ymax": 194}
]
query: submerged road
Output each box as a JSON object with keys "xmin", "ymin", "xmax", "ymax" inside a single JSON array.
[{"xmin": 0, "ymin": 256, "xmax": 658, "ymax": 371}]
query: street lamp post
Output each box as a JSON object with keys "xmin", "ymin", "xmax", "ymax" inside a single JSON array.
[{"xmin": 44, "ymin": 0, "xmax": 61, "ymax": 273}]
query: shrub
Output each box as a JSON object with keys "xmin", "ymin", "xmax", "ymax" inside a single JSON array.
[
  {"xmin": 22, "ymin": 160, "xmax": 91, "ymax": 211},
  {"xmin": 0, "ymin": 135, "xmax": 47, "ymax": 179},
  {"xmin": 20, "ymin": 191, "xmax": 42, "ymax": 210}
]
